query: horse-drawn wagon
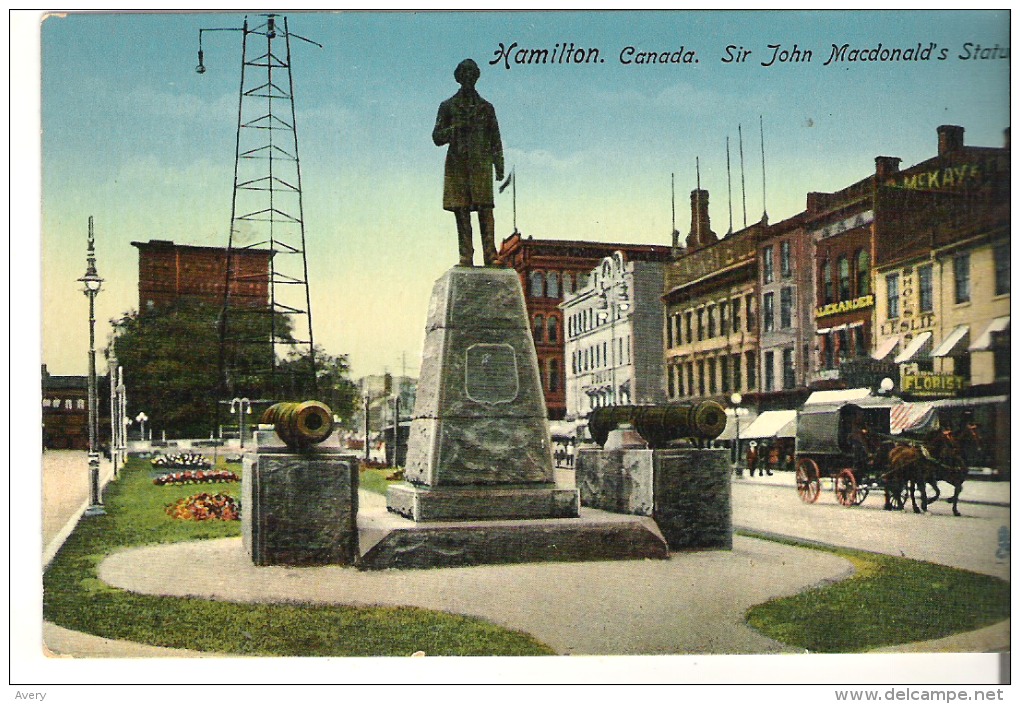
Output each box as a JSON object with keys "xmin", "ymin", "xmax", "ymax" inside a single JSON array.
[{"xmin": 794, "ymin": 396, "xmax": 903, "ymax": 508}]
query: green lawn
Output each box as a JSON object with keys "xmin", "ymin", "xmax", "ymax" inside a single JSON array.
[
  {"xmin": 43, "ymin": 457, "xmax": 554, "ymax": 656},
  {"xmin": 742, "ymin": 531, "xmax": 1011, "ymax": 653}
]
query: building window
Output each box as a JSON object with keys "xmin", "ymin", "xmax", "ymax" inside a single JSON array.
[
  {"xmin": 782, "ymin": 348, "xmax": 796, "ymax": 390},
  {"xmin": 721, "ymin": 355, "xmax": 731, "ymax": 393},
  {"xmin": 719, "ymin": 301, "xmax": 727, "ymax": 334},
  {"xmin": 547, "ymin": 316, "xmax": 558, "ymax": 343},
  {"xmin": 707, "ymin": 305, "xmax": 716, "ymax": 338},
  {"xmin": 549, "ymin": 359, "xmax": 560, "ymax": 392},
  {"xmin": 856, "ymin": 249, "xmax": 870, "ymax": 297},
  {"xmin": 746, "ymin": 351, "xmax": 757, "ymax": 389},
  {"xmin": 763, "ymin": 246, "xmax": 775, "ymax": 284},
  {"xmin": 954, "ymin": 353, "xmax": 970, "ymax": 380},
  {"xmin": 887, "ymin": 273, "xmax": 900, "ymax": 319},
  {"xmin": 685, "ymin": 311, "xmax": 693, "ymax": 343},
  {"xmin": 745, "ymin": 295, "xmax": 755, "ymax": 331},
  {"xmin": 918, "ymin": 264, "xmax": 933, "ymax": 313},
  {"xmin": 65, "ymin": 399, "xmax": 73, "ymax": 410},
  {"xmin": 707, "ymin": 357, "xmax": 717, "ymax": 394},
  {"xmin": 780, "ymin": 240, "xmax": 792, "ymax": 278},
  {"xmin": 674, "ymin": 313, "xmax": 683, "ymax": 346},
  {"xmin": 676, "ymin": 363, "xmax": 684, "ymax": 397},
  {"xmin": 697, "ymin": 309, "xmax": 704, "ymax": 341},
  {"xmin": 563, "ymin": 273, "xmax": 574, "ymax": 296},
  {"xmin": 731, "ymin": 299, "xmax": 740, "ymax": 333},
  {"xmin": 838, "ymin": 255, "xmax": 851, "ymax": 301},
  {"xmin": 697, "ymin": 360, "xmax": 705, "ymax": 396},
  {"xmin": 780, "ymin": 287, "xmax": 793, "ymax": 329},
  {"xmin": 533, "ymin": 315, "xmax": 544, "ymax": 342},
  {"xmin": 764, "ymin": 350, "xmax": 775, "ymax": 392},
  {"xmin": 822, "ymin": 260, "xmax": 834, "ymax": 305},
  {"xmin": 994, "ymin": 243, "xmax": 1010, "ymax": 296},
  {"xmin": 530, "ymin": 271, "xmax": 544, "ymax": 298},
  {"xmin": 546, "ymin": 272, "xmax": 560, "ymax": 300},
  {"xmin": 837, "ymin": 329, "xmax": 850, "ymax": 364},
  {"xmin": 854, "ymin": 325, "xmax": 867, "ymax": 357},
  {"xmin": 763, "ymin": 292, "xmax": 775, "ymax": 332},
  {"xmin": 667, "ymin": 364, "xmax": 676, "ymax": 398},
  {"xmin": 732, "ymin": 353, "xmax": 742, "ymax": 391},
  {"xmin": 954, "ymin": 254, "xmax": 970, "ymax": 304},
  {"xmin": 824, "ymin": 334, "xmax": 834, "ymax": 369}
]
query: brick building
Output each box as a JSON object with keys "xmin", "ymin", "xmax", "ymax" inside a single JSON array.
[
  {"xmin": 663, "ymin": 190, "xmax": 762, "ymax": 406},
  {"xmin": 42, "ymin": 365, "xmax": 110, "ymax": 451},
  {"xmin": 498, "ymin": 232, "xmax": 673, "ymax": 420},
  {"xmin": 131, "ymin": 240, "xmax": 272, "ymax": 311}
]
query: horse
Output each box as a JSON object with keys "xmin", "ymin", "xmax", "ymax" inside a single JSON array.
[
  {"xmin": 848, "ymin": 428, "xmax": 901, "ymax": 511},
  {"xmin": 887, "ymin": 428, "xmax": 967, "ymax": 516}
]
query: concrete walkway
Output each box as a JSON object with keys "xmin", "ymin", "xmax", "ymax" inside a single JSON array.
[{"xmin": 91, "ymin": 534, "xmax": 851, "ymax": 656}]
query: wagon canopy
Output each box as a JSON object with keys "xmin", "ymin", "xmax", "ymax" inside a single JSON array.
[{"xmin": 796, "ymin": 392, "xmax": 900, "ymax": 455}]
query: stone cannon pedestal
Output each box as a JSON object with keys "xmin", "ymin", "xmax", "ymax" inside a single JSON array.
[
  {"xmin": 576, "ymin": 447, "xmax": 732, "ymax": 550},
  {"xmin": 243, "ymin": 430, "xmax": 359, "ymax": 566}
]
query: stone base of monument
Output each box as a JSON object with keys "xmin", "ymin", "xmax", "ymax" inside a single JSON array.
[
  {"xmin": 242, "ymin": 430, "xmax": 359, "ymax": 566},
  {"xmin": 357, "ymin": 501, "xmax": 669, "ymax": 570},
  {"xmin": 576, "ymin": 447, "xmax": 732, "ymax": 551},
  {"xmin": 386, "ymin": 482, "xmax": 578, "ymax": 522}
]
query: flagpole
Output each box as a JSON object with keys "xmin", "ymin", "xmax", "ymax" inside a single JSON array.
[{"xmin": 512, "ymin": 167, "xmax": 517, "ymax": 233}]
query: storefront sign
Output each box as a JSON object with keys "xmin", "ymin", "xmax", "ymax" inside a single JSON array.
[
  {"xmin": 815, "ymin": 295, "xmax": 874, "ymax": 319},
  {"xmin": 841, "ymin": 358, "xmax": 899, "ymax": 390},
  {"xmin": 900, "ymin": 373, "xmax": 967, "ymax": 397}
]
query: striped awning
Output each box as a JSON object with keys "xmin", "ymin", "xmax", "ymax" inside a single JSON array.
[
  {"xmin": 894, "ymin": 331, "xmax": 933, "ymax": 363},
  {"xmin": 932, "ymin": 325, "xmax": 970, "ymax": 357},
  {"xmin": 890, "ymin": 402, "xmax": 935, "ymax": 434}
]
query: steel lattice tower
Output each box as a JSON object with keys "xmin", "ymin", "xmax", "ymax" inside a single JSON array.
[{"xmin": 197, "ymin": 14, "xmax": 321, "ymax": 399}]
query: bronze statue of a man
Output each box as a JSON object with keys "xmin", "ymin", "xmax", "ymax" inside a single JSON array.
[{"xmin": 433, "ymin": 59, "xmax": 505, "ymax": 267}]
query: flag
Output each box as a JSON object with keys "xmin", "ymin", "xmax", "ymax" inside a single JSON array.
[{"xmin": 499, "ymin": 170, "xmax": 514, "ymax": 194}]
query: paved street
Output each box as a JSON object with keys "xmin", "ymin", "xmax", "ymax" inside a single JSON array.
[{"xmin": 732, "ymin": 473, "xmax": 1010, "ymax": 580}]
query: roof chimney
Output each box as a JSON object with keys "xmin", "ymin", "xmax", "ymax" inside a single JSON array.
[
  {"xmin": 875, "ymin": 156, "xmax": 902, "ymax": 181},
  {"xmin": 937, "ymin": 125, "xmax": 965, "ymax": 157},
  {"xmin": 686, "ymin": 189, "xmax": 717, "ymax": 250}
]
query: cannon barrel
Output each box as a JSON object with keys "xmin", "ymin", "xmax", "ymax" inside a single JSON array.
[
  {"xmin": 587, "ymin": 401, "xmax": 727, "ymax": 449},
  {"xmin": 260, "ymin": 401, "xmax": 335, "ymax": 449}
]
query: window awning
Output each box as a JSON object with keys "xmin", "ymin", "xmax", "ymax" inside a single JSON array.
[
  {"xmin": 889, "ymin": 402, "xmax": 935, "ymax": 434},
  {"xmin": 740, "ymin": 410, "xmax": 797, "ymax": 439},
  {"xmin": 804, "ymin": 388, "xmax": 873, "ymax": 405},
  {"xmin": 872, "ymin": 337, "xmax": 900, "ymax": 361},
  {"xmin": 717, "ymin": 409, "xmax": 756, "ymax": 441},
  {"xmin": 894, "ymin": 331, "xmax": 932, "ymax": 363},
  {"xmin": 932, "ymin": 325, "xmax": 970, "ymax": 357},
  {"xmin": 969, "ymin": 316, "xmax": 1010, "ymax": 351}
]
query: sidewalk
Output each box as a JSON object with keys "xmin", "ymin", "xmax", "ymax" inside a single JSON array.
[{"xmin": 732, "ymin": 469, "xmax": 1011, "ymax": 507}]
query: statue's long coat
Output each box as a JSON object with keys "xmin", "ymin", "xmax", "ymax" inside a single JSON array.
[{"xmin": 433, "ymin": 89, "xmax": 504, "ymax": 212}]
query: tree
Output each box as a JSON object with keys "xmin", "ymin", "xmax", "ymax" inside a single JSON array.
[{"xmin": 110, "ymin": 302, "xmax": 356, "ymax": 438}]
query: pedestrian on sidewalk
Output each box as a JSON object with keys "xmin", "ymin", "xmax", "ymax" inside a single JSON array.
[{"xmin": 747, "ymin": 441, "xmax": 759, "ymax": 477}]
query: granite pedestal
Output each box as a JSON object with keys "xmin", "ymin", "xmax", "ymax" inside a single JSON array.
[
  {"xmin": 388, "ymin": 266, "xmax": 578, "ymax": 521},
  {"xmin": 577, "ymin": 447, "xmax": 732, "ymax": 550},
  {"xmin": 243, "ymin": 430, "xmax": 359, "ymax": 566}
]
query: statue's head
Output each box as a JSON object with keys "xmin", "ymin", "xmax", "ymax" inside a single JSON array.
[{"xmin": 454, "ymin": 59, "xmax": 480, "ymax": 87}]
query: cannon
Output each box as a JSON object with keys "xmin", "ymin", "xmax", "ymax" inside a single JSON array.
[
  {"xmin": 260, "ymin": 401, "xmax": 335, "ymax": 450},
  {"xmin": 587, "ymin": 401, "xmax": 728, "ymax": 449}
]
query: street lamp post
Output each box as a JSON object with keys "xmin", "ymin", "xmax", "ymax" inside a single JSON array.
[
  {"xmin": 136, "ymin": 412, "xmax": 148, "ymax": 444},
  {"xmin": 230, "ymin": 397, "xmax": 252, "ymax": 448},
  {"xmin": 391, "ymin": 393, "xmax": 401, "ymax": 468},
  {"xmin": 730, "ymin": 392, "xmax": 743, "ymax": 471},
  {"xmin": 79, "ymin": 216, "xmax": 105, "ymax": 517}
]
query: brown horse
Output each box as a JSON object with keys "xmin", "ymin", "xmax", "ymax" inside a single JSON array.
[{"xmin": 887, "ymin": 429, "xmax": 967, "ymax": 516}]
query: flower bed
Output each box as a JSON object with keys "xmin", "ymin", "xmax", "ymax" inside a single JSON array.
[
  {"xmin": 153, "ymin": 470, "xmax": 240, "ymax": 486},
  {"xmin": 165, "ymin": 493, "xmax": 240, "ymax": 521},
  {"xmin": 151, "ymin": 453, "xmax": 211, "ymax": 470}
]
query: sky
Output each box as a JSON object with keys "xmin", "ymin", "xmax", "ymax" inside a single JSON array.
[{"xmin": 30, "ymin": 10, "xmax": 1010, "ymax": 380}]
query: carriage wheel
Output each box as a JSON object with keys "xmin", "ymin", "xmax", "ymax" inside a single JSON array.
[
  {"xmin": 853, "ymin": 483, "xmax": 870, "ymax": 506},
  {"xmin": 888, "ymin": 484, "xmax": 910, "ymax": 510},
  {"xmin": 835, "ymin": 469, "xmax": 858, "ymax": 507},
  {"xmin": 796, "ymin": 458, "xmax": 821, "ymax": 504}
]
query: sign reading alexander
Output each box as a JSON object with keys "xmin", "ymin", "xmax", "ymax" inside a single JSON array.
[
  {"xmin": 815, "ymin": 294, "xmax": 874, "ymax": 319},
  {"xmin": 900, "ymin": 373, "xmax": 966, "ymax": 396}
]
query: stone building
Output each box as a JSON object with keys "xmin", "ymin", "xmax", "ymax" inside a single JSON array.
[
  {"xmin": 561, "ymin": 251, "xmax": 667, "ymax": 425},
  {"xmin": 498, "ymin": 232, "xmax": 672, "ymax": 420},
  {"xmin": 663, "ymin": 189, "xmax": 762, "ymax": 405},
  {"xmin": 42, "ymin": 365, "xmax": 110, "ymax": 451},
  {"xmin": 131, "ymin": 239, "xmax": 272, "ymax": 311}
]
